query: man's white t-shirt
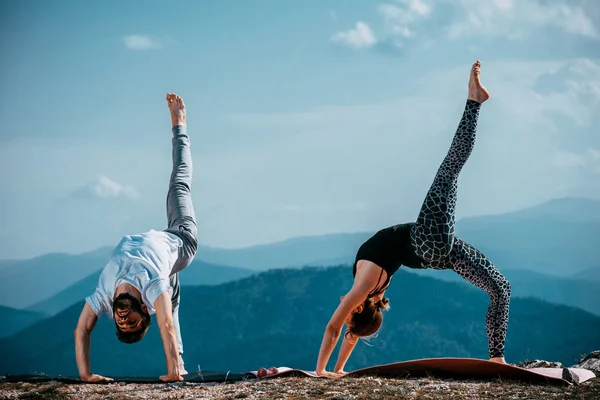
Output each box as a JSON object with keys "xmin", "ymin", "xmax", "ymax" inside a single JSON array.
[{"xmin": 86, "ymin": 229, "xmax": 183, "ymax": 317}]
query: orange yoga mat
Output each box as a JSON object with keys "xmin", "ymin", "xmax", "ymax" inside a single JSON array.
[{"xmin": 247, "ymin": 358, "xmax": 597, "ymax": 386}]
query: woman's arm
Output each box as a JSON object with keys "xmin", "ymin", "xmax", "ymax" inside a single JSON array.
[
  {"xmin": 315, "ymin": 262, "xmax": 386, "ymax": 376},
  {"xmin": 315, "ymin": 287, "xmax": 366, "ymax": 376},
  {"xmin": 334, "ymin": 333, "xmax": 358, "ymax": 373}
]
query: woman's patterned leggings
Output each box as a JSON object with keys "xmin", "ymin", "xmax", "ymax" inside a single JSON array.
[{"xmin": 410, "ymin": 99, "xmax": 511, "ymax": 359}]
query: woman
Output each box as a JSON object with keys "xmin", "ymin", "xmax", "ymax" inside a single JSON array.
[{"xmin": 315, "ymin": 61, "xmax": 511, "ymax": 378}]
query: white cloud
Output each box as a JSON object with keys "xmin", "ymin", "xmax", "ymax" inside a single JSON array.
[
  {"xmin": 74, "ymin": 176, "xmax": 139, "ymax": 200},
  {"xmin": 447, "ymin": 0, "xmax": 599, "ymax": 40},
  {"xmin": 533, "ymin": 58, "xmax": 600, "ymax": 124},
  {"xmin": 334, "ymin": 0, "xmax": 598, "ymax": 51},
  {"xmin": 329, "ymin": 10, "xmax": 338, "ymax": 21},
  {"xmin": 281, "ymin": 202, "xmax": 366, "ymax": 214},
  {"xmin": 588, "ymin": 148, "xmax": 600, "ymax": 159},
  {"xmin": 553, "ymin": 151, "xmax": 588, "ymax": 168},
  {"xmin": 223, "ymin": 58, "xmax": 600, "ymax": 224},
  {"xmin": 554, "ymin": 148, "xmax": 600, "ymax": 174},
  {"xmin": 330, "ymin": 22, "xmax": 377, "ymax": 48},
  {"xmin": 122, "ymin": 34, "xmax": 162, "ymax": 50},
  {"xmin": 376, "ymin": 0, "xmax": 433, "ymax": 44}
]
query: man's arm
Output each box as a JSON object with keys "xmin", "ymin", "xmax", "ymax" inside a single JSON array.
[
  {"xmin": 74, "ymin": 303, "xmax": 113, "ymax": 383},
  {"xmin": 154, "ymin": 291, "xmax": 183, "ymax": 382},
  {"xmin": 169, "ymin": 273, "xmax": 186, "ymax": 372}
]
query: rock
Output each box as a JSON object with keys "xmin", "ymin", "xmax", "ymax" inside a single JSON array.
[
  {"xmin": 571, "ymin": 350, "xmax": 600, "ymax": 375},
  {"xmin": 517, "ymin": 360, "xmax": 564, "ymax": 369}
]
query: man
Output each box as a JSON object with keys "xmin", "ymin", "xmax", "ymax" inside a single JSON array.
[{"xmin": 74, "ymin": 93, "xmax": 197, "ymax": 383}]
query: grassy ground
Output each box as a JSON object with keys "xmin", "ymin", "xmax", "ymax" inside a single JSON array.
[{"xmin": 1, "ymin": 376, "xmax": 599, "ymax": 400}]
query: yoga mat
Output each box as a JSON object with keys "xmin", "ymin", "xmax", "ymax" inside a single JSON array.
[
  {"xmin": 246, "ymin": 358, "xmax": 597, "ymax": 386},
  {"xmin": 3, "ymin": 359, "xmax": 595, "ymax": 386}
]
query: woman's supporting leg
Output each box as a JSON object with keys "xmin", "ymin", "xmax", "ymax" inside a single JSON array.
[
  {"xmin": 411, "ymin": 61, "xmax": 488, "ymax": 263},
  {"xmin": 441, "ymin": 237, "xmax": 511, "ymax": 359}
]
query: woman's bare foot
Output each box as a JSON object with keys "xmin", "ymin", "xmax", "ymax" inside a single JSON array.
[
  {"xmin": 257, "ymin": 367, "xmax": 279, "ymax": 378},
  {"xmin": 257, "ymin": 368, "xmax": 268, "ymax": 378},
  {"xmin": 489, "ymin": 356, "xmax": 507, "ymax": 364},
  {"xmin": 468, "ymin": 60, "xmax": 490, "ymax": 104},
  {"xmin": 166, "ymin": 93, "xmax": 186, "ymax": 127}
]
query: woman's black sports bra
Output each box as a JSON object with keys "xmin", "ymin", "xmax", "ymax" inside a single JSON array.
[{"xmin": 352, "ymin": 222, "xmax": 425, "ymax": 296}]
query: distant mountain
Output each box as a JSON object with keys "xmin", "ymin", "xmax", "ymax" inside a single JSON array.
[
  {"xmin": 195, "ymin": 197, "xmax": 600, "ymax": 277},
  {"xmin": 487, "ymin": 197, "xmax": 600, "ymax": 222},
  {"xmin": 1, "ymin": 266, "xmax": 598, "ymax": 377},
  {"xmin": 196, "ymin": 232, "xmax": 368, "ymax": 271},
  {"xmin": 0, "ymin": 249, "xmax": 111, "ymax": 309},
  {"xmin": 0, "ymin": 306, "xmax": 46, "ymax": 339},
  {"xmin": 27, "ymin": 261, "xmax": 255, "ymax": 316},
  {"xmin": 410, "ymin": 268, "xmax": 600, "ymax": 315},
  {"xmin": 572, "ymin": 267, "xmax": 600, "ymax": 282},
  {"xmin": 2, "ymin": 197, "xmax": 598, "ymax": 309},
  {"xmin": 454, "ymin": 199, "xmax": 600, "ymax": 277}
]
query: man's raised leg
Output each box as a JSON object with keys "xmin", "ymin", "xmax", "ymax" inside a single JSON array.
[{"xmin": 164, "ymin": 93, "xmax": 198, "ymax": 275}]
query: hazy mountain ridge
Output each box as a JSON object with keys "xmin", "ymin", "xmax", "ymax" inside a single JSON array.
[
  {"xmin": 27, "ymin": 261, "xmax": 256, "ymax": 316},
  {"xmin": 0, "ymin": 306, "xmax": 46, "ymax": 339},
  {"xmin": 192, "ymin": 197, "xmax": 600, "ymax": 277},
  {"xmin": 410, "ymin": 268, "xmax": 600, "ymax": 315},
  {"xmin": 1, "ymin": 266, "xmax": 598, "ymax": 377},
  {"xmin": 0, "ymin": 196, "xmax": 598, "ymax": 315}
]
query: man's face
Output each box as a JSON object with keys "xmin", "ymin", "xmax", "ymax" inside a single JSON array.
[
  {"xmin": 112, "ymin": 292, "xmax": 148, "ymax": 333},
  {"xmin": 114, "ymin": 308, "xmax": 144, "ymax": 333}
]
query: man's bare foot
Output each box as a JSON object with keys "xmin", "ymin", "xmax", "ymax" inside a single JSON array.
[
  {"xmin": 166, "ymin": 93, "xmax": 186, "ymax": 127},
  {"xmin": 489, "ymin": 356, "xmax": 507, "ymax": 364},
  {"xmin": 468, "ymin": 60, "xmax": 490, "ymax": 104}
]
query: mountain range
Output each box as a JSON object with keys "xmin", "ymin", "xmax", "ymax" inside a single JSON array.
[
  {"xmin": 0, "ymin": 306, "xmax": 46, "ymax": 339},
  {"xmin": 0, "ymin": 196, "xmax": 598, "ymax": 341},
  {"xmin": 27, "ymin": 261, "xmax": 256, "ymax": 316},
  {"xmin": 1, "ymin": 266, "xmax": 598, "ymax": 377}
]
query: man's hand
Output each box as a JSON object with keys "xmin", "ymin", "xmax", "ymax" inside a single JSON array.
[
  {"xmin": 75, "ymin": 303, "xmax": 100, "ymax": 382},
  {"xmin": 154, "ymin": 291, "xmax": 183, "ymax": 380},
  {"xmin": 81, "ymin": 373, "xmax": 113, "ymax": 383}
]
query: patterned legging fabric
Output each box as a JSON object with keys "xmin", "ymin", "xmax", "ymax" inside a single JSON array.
[{"xmin": 410, "ymin": 99, "xmax": 511, "ymax": 358}]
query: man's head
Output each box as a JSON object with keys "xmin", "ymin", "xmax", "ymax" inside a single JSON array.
[{"xmin": 112, "ymin": 292, "xmax": 151, "ymax": 343}]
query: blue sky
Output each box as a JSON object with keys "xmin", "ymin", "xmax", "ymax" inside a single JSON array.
[{"xmin": 0, "ymin": 0, "xmax": 599, "ymax": 259}]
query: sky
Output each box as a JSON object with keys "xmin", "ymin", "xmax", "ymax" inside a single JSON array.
[{"xmin": 0, "ymin": 0, "xmax": 599, "ymax": 259}]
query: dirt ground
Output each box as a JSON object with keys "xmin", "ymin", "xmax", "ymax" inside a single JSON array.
[{"xmin": 1, "ymin": 376, "xmax": 599, "ymax": 400}]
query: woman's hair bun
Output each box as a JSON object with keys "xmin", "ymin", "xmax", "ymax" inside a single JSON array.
[{"xmin": 375, "ymin": 297, "xmax": 390, "ymax": 310}]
